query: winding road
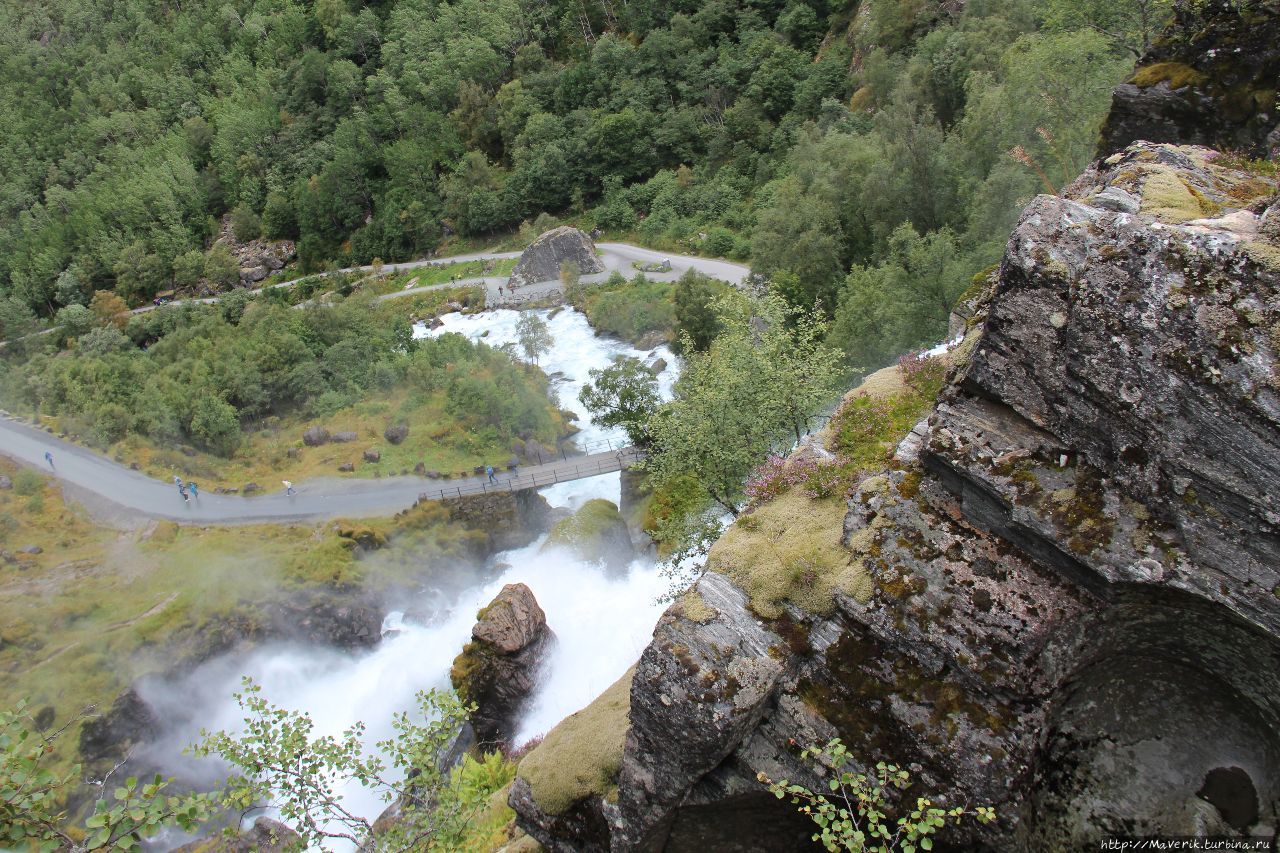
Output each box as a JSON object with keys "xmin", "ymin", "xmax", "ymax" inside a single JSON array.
[
  {"xmin": 0, "ymin": 243, "xmax": 749, "ymax": 524},
  {"xmin": 129, "ymin": 241, "xmax": 750, "ymax": 315}
]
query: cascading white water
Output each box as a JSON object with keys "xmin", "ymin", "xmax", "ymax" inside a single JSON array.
[{"xmin": 159, "ymin": 307, "xmax": 677, "ymax": 838}]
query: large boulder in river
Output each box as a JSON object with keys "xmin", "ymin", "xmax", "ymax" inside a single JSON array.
[
  {"xmin": 78, "ymin": 686, "xmax": 160, "ymax": 767},
  {"xmin": 509, "ymin": 226, "xmax": 605, "ymax": 288},
  {"xmin": 174, "ymin": 818, "xmax": 300, "ymax": 852},
  {"xmin": 542, "ymin": 498, "xmax": 634, "ymax": 572},
  {"xmin": 450, "ymin": 583, "xmax": 555, "ymax": 747}
]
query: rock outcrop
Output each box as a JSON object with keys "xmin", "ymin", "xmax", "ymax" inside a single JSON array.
[
  {"xmin": 1099, "ymin": 2, "xmax": 1280, "ymax": 159},
  {"xmin": 542, "ymin": 499, "xmax": 635, "ymax": 571},
  {"xmin": 512, "ymin": 142, "xmax": 1280, "ymax": 849},
  {"xmin": 510, "ymin": 227, "xmax": 606, "ymax": 288},
  {"xmin": 438, "ymin": 489, "xmax": 552, "ymax": 552},
  {"xmin": 173, "ymin": 817, "xmax": 301, "ymax": 852},
  {"xmin": 213, "ymin": 215, "xmax": 296, "ymax": 289},
  {"xmin": 451, "ymin": 583, "xmax": 555, "ymax": 747}
]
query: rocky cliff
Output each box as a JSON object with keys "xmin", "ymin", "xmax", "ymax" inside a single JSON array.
[
  {"xmin": 512, "ymin": 138, "xmax": 1280, "ymax": 849},
  {"xmin": 1099, "ymin": 1, "xmax": 1280, "ymax": 158}
]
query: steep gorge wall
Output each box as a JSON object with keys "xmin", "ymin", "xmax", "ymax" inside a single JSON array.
[
  {"xmin": 513, "ymin": 147, "xmax": 1280, "ymax": 853},
  {"xmin": 512, "ymin": 6, "xmax": 1280, "ymax": 849}
]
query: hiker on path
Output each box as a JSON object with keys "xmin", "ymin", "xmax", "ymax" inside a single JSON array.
[
  {"xmin": 179, "ymin": 482, "xmax": 189, "ymax": 502},
  {"xmin": 486, "ymin": 464, "xmax": 497, "ymax": 484},
  {"xmin": 187, "ymin": 481, "xmax": 199, "ymax": 500},
  {"xmin": 173, "ymin": 475, "xmax": 183, "ymax": 492},
  {"xmin": 44, "ymin": 451, "xmax": 53, "ymax": 469},
  {"xmin": 283, "ymin": 480, "xmax": 295, "ymax": 496}
]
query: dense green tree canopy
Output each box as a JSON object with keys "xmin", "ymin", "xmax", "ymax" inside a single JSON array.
[{"xmin": 0, "ymin": 0, "xmax": 1143, "ymax": 337}]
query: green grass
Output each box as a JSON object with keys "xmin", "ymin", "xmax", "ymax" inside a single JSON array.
[
  {"xmin": 364, "ymin": 258, "xmax": 517, "ymax": 297},
  {"xmin": 116, "ymin": 377, "xmax": 566, "ymax": 490}
]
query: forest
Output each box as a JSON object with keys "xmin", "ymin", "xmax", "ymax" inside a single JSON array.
[{"xmin": 0, "ymin": 0, "xmax": 1159, "ymax": 373}]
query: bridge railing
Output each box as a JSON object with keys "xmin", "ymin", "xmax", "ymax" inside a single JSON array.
[{"xmin": 419, "ymin": 447, "xmax": 642, "ymax": 503}]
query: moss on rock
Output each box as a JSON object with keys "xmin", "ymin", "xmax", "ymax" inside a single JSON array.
[
  {"xmin": 707, "ymin": 490, "xmax": 871, "ymax": 619},
  {"xmin": 675, "ymin": 589, "xmax": 716, "ymax": 623},
  {"xmin": 516, "ymin": 667, "xmax": 634, "ymax": 816},
  {"xmin": 1130, "ymin": 61, "xmax": 1208, "ymax": 90},
  {"xmin": 542, "ymin": 498, "xmax": 633, "ymax": 567},
  {"xmin": 1140, "ymin": 168, "xmax": 1220, "ymax": 223}
]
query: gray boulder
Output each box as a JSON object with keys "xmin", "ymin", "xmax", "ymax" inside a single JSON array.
[
  {"xmin": 450, "ymin": 583, "xmax": 555, "ymax": 747},
  {"xmin": 384, "ymin": 424, "xmax": 409, "ymax": 445},
  {"xmin": 509, "ymin": 226, "xmax": 606, "ymax": 288},
  {"xmin": 363, "ymin": 448, "xmax": 381, "ymax": 463},
  {"xmin": 302, "ymin": 426, "xmax": 330, "ymax": 447},
  {"xmin": 239, "ymin": 265, "xmax": 268, "ymax": 284},
  {"xmin": 0, "ymin": 475, "xmax": 11, "ymax": 490},
  {"xmin": 338, "ymin": 462, "xmax": 354, "ymax": 472},
  {"xmin": 332, "ymin": 431, "xmax": 358, "ymax": 443}
]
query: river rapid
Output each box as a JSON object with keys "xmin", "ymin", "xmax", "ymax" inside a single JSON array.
[{"xmin": 151, "ymin": 307, "xmax": 677, "ymax": 839}]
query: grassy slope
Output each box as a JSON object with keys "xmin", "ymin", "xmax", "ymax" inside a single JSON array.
[
  {"xmin": 0, "ymin": 459, "xmax": 480, "ymax": 776},
  {"xmin": 112, "ymin": 379, "xmax": 567, "ymax": 491},
  {"xmin": 26, "ymin": 285, "xmax": 568, "ymax": 490}
]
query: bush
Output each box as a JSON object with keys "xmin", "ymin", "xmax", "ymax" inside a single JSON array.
[
  {"xmin": 12, "ymin": 469, "xmax": 43, "ymax": 496},
  {"xmin": 230, "ymin": 203, "xmax": 262, "ymax": 242},
  {"xmin": 188, "ymin": 396, "xmax": 242, "ymax": 456},
  {"xmin": 55, "ymin": 304, "xmax": 93, "ymax": 340}
]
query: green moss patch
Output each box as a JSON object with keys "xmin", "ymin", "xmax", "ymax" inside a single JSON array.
[
  {"xmin": 543, "ymin": 499, "xmax": 629, "ymax": 563},
  {"xmin": 516, "ymin": 667, "xmax": 634, "ymax": 815},
  {"xmin": 1140, "ymin": 168, "xmax": 1221, "ymax": 223},
  {"xmin": 1129, "ymin": 62, "xmax": 1208, "ymax": 90},
  {"xmin": 674, "ymin": 589, "xmax": 716, "ymax": 623},
  {"xmin": 708, "ymin": 490, "xmax": 871, "ymax": 619}
]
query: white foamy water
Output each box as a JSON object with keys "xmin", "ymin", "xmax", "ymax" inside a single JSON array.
[{"xmin": 162, "ymin": 307, "xmax": 677, "ymax": 841}]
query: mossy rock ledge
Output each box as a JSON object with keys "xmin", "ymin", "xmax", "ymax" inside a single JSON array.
[
  {"xmin": 450, "ymin": 582, "xmax": 556, "ymax": 747},
  {"xmin": 541, "ymin": 498, "xmax": 635, "ymax": 572}
]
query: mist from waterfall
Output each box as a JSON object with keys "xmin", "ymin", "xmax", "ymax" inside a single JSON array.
[{"xmin": 144, "ymin": 307, "xmax": 678, "ymax": 840}]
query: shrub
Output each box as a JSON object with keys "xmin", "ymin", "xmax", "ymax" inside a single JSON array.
[
  {"xmin": 760, "ymin": 737, "xmax": 995, "ymax": 852},
  {"xmin": 12, "ymin": 469, "xmax": 43, "ymax": 496},
  {"xmin": 230, "ymin": 203, "xmax": 262, "ymax": 242}
]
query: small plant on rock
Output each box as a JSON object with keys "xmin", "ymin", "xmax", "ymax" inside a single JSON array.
[{"xmin": 759, "ymin": 737, "xmax": 995, "ymax": 853}]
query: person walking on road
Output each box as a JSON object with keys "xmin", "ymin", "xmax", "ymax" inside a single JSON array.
[
  {"xmin": 187, "ymin": 481, "xmax": 199, "ymax": 500},
  {"xmin": 283, "ymin": 480, "xmax": 295, "ymax": 496},
  {"xmin": 172, "ymin": 475, "xmax": 183, "ymax": 493},
  {"xmin": 44, "ymin": 451, "xmax": 54, "ymax": 469},
  {"xmin": 486, "ymin": 464, "xmax": 497, "ymax": 484},
  {"xmin": 179, "ymin": 482, "xmax": 189, "ymax": 503}
]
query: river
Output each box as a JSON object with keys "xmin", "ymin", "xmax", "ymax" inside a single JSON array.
[{"xmin": 148, "ymin": 306, "xmax": 677, "ymax": 840}]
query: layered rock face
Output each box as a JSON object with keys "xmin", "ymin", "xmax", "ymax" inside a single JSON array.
[
  {"xmin": 513, "ymin": 144, "xmax": 1280, "ymax": 849},
  {"xmin": 451, "ymin": 583, "xmax": 556, "ymax": 747},
  {"xmin": 510, "ymin": 226, "xmax": 607, "ymax": 287},
  {"xmin": 1099, "ymin": 2, "xmax": 1280, "ymax": 158}
]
